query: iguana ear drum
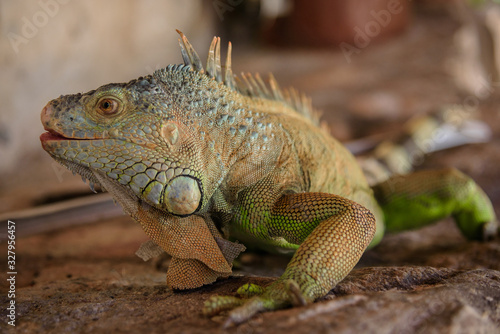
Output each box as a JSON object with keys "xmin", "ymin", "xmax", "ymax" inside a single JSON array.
[
  {"xmin": 161, "ymin": 122, "xmax": 179, "ymax": 146},
  {"xmin": 164, "ymin": 176, "xmax": 201, "ymax": 216}
]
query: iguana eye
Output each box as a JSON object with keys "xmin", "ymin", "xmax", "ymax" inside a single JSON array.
[{"xmin": 97, "ymin": 98, "xmax": 120, "ymax": 115}]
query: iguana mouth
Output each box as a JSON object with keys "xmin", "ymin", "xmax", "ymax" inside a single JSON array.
[
  {"xmin": 40, "ymin": 129, "xmax": 101, "ymax": 142},
  {"xmin": 40, "ymin": 130, "xmax": 73, "ymax": 141}
]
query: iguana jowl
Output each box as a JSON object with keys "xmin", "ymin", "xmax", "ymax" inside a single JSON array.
[{"xmin": 40, "ymin": 31, "xmax": 498, "ymax": 325}]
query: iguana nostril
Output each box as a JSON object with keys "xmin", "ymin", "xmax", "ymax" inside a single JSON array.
[{"xmin": 164, "ymin": 176, "xmax": 201, "ymax": 216}]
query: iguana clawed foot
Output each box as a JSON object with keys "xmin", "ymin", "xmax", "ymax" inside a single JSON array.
[{"xmin": 203, "ymin": 279, "xmax": 311, "ymax": 327}]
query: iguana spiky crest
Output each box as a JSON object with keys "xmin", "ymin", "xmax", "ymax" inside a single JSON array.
[{"xmin": 174, "ymin": 30, "xmax": 321, "ymax": 126}]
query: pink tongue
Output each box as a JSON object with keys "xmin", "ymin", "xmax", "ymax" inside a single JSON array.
[{"xmin": 40, "ymin": 132, "xmax": 65, "ymax": 141}]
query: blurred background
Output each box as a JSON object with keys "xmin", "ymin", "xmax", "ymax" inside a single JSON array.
[{"xmin": 1, "ymin": 0, "xmax": 499, "ymax": 229}]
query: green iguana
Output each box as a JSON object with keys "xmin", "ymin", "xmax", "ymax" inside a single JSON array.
[{"xmin": 40, "ymin": 31, "xmax": 498, "ymax": 326}]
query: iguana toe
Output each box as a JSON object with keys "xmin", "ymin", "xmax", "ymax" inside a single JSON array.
[
  {"xmin": 236, "ymin": 283, "xmax": 265, "ymax": 298},
  {"xmin": 203, "ymin": 295, "xmax": 244, "ymax": 317}
]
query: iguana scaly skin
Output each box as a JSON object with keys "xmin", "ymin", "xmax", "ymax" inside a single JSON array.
[{"xmin": 40, "ymin": 31, "xmax": 498, "ymax": 326}]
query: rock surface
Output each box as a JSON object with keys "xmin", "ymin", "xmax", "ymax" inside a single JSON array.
[{"xmin": 2, "ymin": 223, "xmax": 500, "ymax": 334}]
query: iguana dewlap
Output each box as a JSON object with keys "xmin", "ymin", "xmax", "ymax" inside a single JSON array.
[{"xmin": 40, "ymin": 31, "xmax": 498, "ymax": 326}]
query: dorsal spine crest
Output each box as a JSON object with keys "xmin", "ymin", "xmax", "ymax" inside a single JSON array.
[{"xmin": 154, "ymin": 31, "xmax": 321, "ymax": 127}]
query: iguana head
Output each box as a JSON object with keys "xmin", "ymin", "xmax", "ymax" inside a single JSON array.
[{"xmin": 40, "ymin": 73, "xmax": 205, "ymax": 216}]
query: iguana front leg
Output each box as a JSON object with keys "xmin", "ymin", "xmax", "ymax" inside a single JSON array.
[{"xmin": 204, "ymin": 192, "xmax": 376, "ymax": 326}]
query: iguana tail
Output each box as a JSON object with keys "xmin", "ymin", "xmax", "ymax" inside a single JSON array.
[{"xmin": 347, "ymin": 105, "xmax": 492, "ymax": 185}]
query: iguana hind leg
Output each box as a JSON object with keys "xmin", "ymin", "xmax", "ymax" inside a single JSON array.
[
  {"xmin": 372, "ymin": 168, "xmax": 498, "ymax": 241},
  {"xmin": 204, "ymin": 192, "xmax": 376, "ymax": 326}
]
